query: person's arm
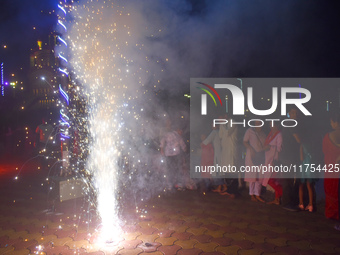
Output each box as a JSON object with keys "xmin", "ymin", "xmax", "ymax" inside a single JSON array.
[
  {"xmin": 300, "ymin": 144, "xmax": 304, "ymax": 162},
  {"xmin": 203, "ymin": 130, "xmax": 215, "ymax": 145},
  {"xmin": 293, "ymin": 133, "xmax": 301, "ymax": 144},
  {"xmin": 179, "ymin": 137, "xmax": 187, "ymax": 152},
  {"xmin": 160, "ymin": 137, "xmax": 165, "ymax": 155},
  {"xmin": 227, "ymin": 125, "xmax": 237, "ymax": 137},
  {"xmin": 219, "ymin": 123, "xmax": 226, "ymax": 138},
  {"xmin": 243, "ymin": 129, "xmax": 255, "ymax": 157}
]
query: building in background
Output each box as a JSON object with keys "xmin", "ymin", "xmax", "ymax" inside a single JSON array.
[{"xmin": 28, "ymin": 33, "xmax": 60, "ymax": 109}]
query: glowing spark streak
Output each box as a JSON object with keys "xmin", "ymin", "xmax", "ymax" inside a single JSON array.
[
  {"xmin": 57, "ymin": 36, "xmax": 68, "ymax": 47},
  {"xmin": 58, "ymin": 20, "xmax": 67, "ymax": 31},
  {"xmin": 58, "ymin": 4, "xmax": 67, "ymax": 15},
  {"xmin": 58, "ymin": 54, "xmax": 68, "ymax": 63},
  {"xmin": 58, "ymin": 68, "xmax": 69, "ymax": 76},
  {"xmin": 59, "ymin": 84, "xmax": 70, "ymax": 105}
]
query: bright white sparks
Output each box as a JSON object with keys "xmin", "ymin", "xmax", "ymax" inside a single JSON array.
[{"xmin": 66, "ymin": 0, "xmax": 154, "ymax": 242}]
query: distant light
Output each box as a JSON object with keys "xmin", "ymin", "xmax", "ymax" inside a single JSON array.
[
  {"xmin": 41, "ymin": 77, "xmax": 45, "ymax": 80},
  {"xmin": 3, "ymin": 45, "xmax": 7, "ymax": 49}
]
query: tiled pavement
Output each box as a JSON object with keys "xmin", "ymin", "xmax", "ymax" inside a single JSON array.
[{"xmin": 0, "ymin": 170, "xmax": 339, "ymax": 254}]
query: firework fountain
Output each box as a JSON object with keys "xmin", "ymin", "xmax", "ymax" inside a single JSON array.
[{"xmin": 56, "ymin": 0, "xmax": 166, "ymax": 243}]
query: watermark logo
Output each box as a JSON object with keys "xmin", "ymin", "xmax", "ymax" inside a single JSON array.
[
  {"xmin": 200, "ymin": 83, "xmax": 311, "ymax": 116},
  {"xmin": 196, "ymin": 82, "xmax": 223, "ymax": 114}
]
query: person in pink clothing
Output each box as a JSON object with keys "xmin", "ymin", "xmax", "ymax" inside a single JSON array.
[
  {"xmin": 263, "ymin": 122, "xmax": 283, "ymax": 205},
  {"xmin": 243, "ymin": 120, "xmax": 266, "ymax": 202}
]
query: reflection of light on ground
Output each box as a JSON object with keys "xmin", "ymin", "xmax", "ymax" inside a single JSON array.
[{"xmin": 0, "ymin": 164, "xmax": 19, "ymax": 176}]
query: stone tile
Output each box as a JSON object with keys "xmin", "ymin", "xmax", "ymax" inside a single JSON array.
[
  {"xmin": 223, "ymin": 232, "xmax": 245, "ymax": 241},
  {"xmin": 41, "ymin": 228, "xmax": 57, "ymax": 236},
  {"xmin": 136, "ymin": 234, "xmax": 159, "ymax": 243},
  {"xmin": 50, "ymin": 237, "xmax": 73, "ymax": 247},
  {"xmin": 82, "ymin": 243, "xmax": 102, "ymax": 253},
  {"xmin": 231, "ymin": 240, "xmax": 254, "ymax": 250},
  {"xmin": 174, "ymin": 239, "xmax": 198, "ymax": 249},
  {"xmin": 210, "ymin": 237, "xmax": 232, "ymax": 247},
  {"xmin": 186, "ymin": 228, "xmax": 206, "ymax": 236},
  {"xmin": 243, "ymin": 234, "xmax": 266, "ymax": 244},
  {"xmin": 176, "ymin": 248, "xmax": 203, "ymax": 255},
  {"xmin": 154, "ymin": 236, "xmax": 178, "ymax": 246},
  {"xmin": 41, "ymin": 245, "xmax": 73, "ymax": 255},
  {"xmin": 299, "ymin": 250, "xmax": 325, "ymax": 255},
  {"xmin": 156, "ymin": 230, "xmax": 174, "ymax": 238},
  {"xmin": 237, "ymin": 249, "xmax": 264, "ymax": 255},
  {"xmin": 167, "ymin": 220, "xmax": 185, "ymax": 228},
  {"xmin": 7, "ymin": 230, "xmax": 28, "ymax": 239},
  {"xmin": 117, "ymin": 248, "xmax": 144, "ymax": 255},
  {"xmin": 66, "ymin": 239, "xmax": 90, "ymax": 250},
  {"xmin": 138, "ymin": 222, "xmax": 153, "ymax": 229},
  {"xmin": 257, "ymin": 231, "xmax": 279, "ymax": 239},
  {"xmin": 0, "ymin": 235, "xmax": 9, "ymax": 247},
  {"xmin": 229, "ymin": 221, "xmax": 249, "ymax": 229},
  {"xmin": 186, "ymin": 222, "xmax": 203, "ymax": 228},
  {"xmin": 278, "ymin": 233, "xmax": 301, "ymax": 242},
  {"xmin": 286, "ymin": 240, "xmax": 311, "ymax": 250},
  {"xmin": 172, "ymin": 232, "xmax": 192, "ymax": 241},
  {"xmin": 201, "ymin": 224, "xmax": 221, "ymax": 231},
  {"xmin": 152, "ymin": 223, "xmax": 169, "ymax": 230},
  {"xmin": 239, "ymin": 228, "xmax": 258, "ymax": 236},
  {"xmin": 286, "ymin": 228, "xmax": 308, "ymax": 236},
  {"xmin": 139, "ymin": 252, "xmax": 163, "ymax": 255},
  {"xmin": 12, "ymin": 239, "xmax": 38, "ymax": 250},
  {"xmin": 119, "ymin": 239, "xmax": 143, "ymax": 250},
  {"xmin": 55, "ymin": 229, "xmax": 77, "ymax": 239},
  {"xmin": 171, "ymin": 226, "xmax": 189, "ymax": 233},
  {"xmin": 265, "ymin": 237, "xmax": 287, "ymax": 247},
  {"xmin": 72, "ymin": 232, "xmax": 91, "ymax": 241},
  {"xmin": 275, "ymin": 246, "xmax": 300, "ymax": 255},
  {"xmin": 0, "ymin": 246, "xmax": 15, "ymax": 254},
  {"xmin": 310, "ymin": 243, "xmax": 338, "ymax": 254},
  {"xmin": 215, "ymin": 245, "xmax": 240, "ymax": 254},
  {"xmin": 82, "ymin": 252, "xmax": 105, "ymax": 255},
  {"xmin": 6, "ymin": 248, "xmax": 31, "ymax": 255},
  {"xmin": 139, "ymin": 227, "xmax": 158, "ymax": 235},
  {"xmin": 190, "ymin": 235, "xmax": 213, "ymax": 243},
  {"xmin": 210, "ymin": 220, "xmax": 230, "ymax": 227},
  {"xmin": 137, "ymin": 242, "xmax": 161, "ymax": 253},
  {"xmin": 219, "ymin": 226, "xmax": 237, "ymax": 234},
  {"xmin": 0, "ymin": 229, "xmax": 15, "ymax": 237},
  {"xmin": 124, "ymin": 232, "xmax": 143, "ymax": 241},
  {"xmin": 252, "ymin": 242, "xmax": 276, "ymax": 253},
  {"xmin": 157, "ymin": 244, "xmax": 182, "ymax": 255},
  {"xmin": 194, "ymin": 242, "xmax": 219, "ymax": 252},
  {"xmin": 269, "ymin": 226, "xmax": 287, "ymax": 234},
  {"xmin": 204, "ymin": 230, "xmax": 225, "ymax": 238}
]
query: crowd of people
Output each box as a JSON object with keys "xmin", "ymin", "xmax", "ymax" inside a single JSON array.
[{"xmin": 160, "ymin": 107, "xmax": 340, "ymax": 231}]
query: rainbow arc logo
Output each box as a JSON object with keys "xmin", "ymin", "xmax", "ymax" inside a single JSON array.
[{"xmin": 196, "ymin": 82, "xmax": 222, "ymax": 114}]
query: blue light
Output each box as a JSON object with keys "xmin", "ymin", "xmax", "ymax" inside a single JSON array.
[{"xmin": 59, "ymin": 84, "xmax": 69, "ymax": 105}]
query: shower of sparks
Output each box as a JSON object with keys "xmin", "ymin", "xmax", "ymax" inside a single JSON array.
[{"xmin": 62, "ymin": 0, "xmax": 163, "ymax": 242}]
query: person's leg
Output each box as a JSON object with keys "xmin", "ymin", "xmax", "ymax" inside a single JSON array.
[
  {"xmin": 254, "ymin": 181, "xmax": 265, "ymax": 202},
  {"xmin": 267, "ymin": 179, "xmax": 281, "ymax": 204},
  {"xmin": 249, "ymin": 182, "xmax": 256, "ymax": 201},
  {"xmin": 305, "ymin": 181, "xmax": 313, "ymax": 212},
  {"xmin": 165, "ymin": 156, "xmax": 176, "ymax": 189},
  {"xmin": 281, "ymin": 178, "xmax": 293, "ymax": 207},
  {"xmin": 299, "ymin": 183, "xmax": 304, "ymax": 209}
]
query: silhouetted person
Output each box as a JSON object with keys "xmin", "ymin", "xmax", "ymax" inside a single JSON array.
[{"xmin": 35, "ymin": 118, "xmax": 53, "ymax": 170}]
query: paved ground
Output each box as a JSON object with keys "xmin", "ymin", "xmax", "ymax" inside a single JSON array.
[{"xmin": 0, "ymin": 162, "xmax": 339, "ymax": 255}]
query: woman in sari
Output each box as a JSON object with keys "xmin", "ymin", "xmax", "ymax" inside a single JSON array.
[{"xmin": 322, "ymin": 111, "xmax": 340, "ymax": 230}]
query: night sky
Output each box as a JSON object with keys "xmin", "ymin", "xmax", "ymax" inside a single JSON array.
[
  {"xmin": 0, "ymin": 0, "xmax": 56, "ymax": 73},
  {"xmin": 1, "ymin": 0, "xmax": 340, "ymax": 82}
]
